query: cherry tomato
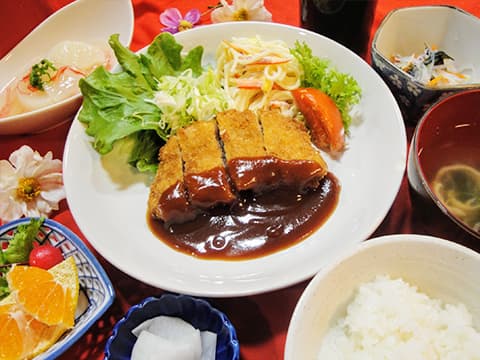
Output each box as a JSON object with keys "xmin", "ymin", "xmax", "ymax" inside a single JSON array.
[
  {"xmin": 29, "ymin": 243, "xmax": 64, "ymax": 270},
  {"xmin": 292, "ymin": 88, "xmax": 345, "ymax": 154}
]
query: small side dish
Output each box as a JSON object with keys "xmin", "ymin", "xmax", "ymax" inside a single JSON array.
[
  {"xmin": 0, "ymin": 217, "xmax": 114, "ymax": 359},
  {"xmin": 371, "ymin": 5, "xmax": 480, "ymax": 123},
  {"xmin": 0, "ymin": 0, "xmax": 134, "ymax": 135},
  {"xmin": 105, "ymin": 294, "xmax": 239, "ymax": 360},
  {"xmin": 0, "ymin": 40, "xmax": 112, "ymax": 118},
  {"xmin": 0, "ymin": 218, "xmax": 79, "ymax": 359}
]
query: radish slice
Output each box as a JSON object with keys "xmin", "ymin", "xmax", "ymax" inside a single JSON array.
[
  {"xmin": 131, "ymin": 330, "xmax": 197, "ymax": 360},
  {"xmin": 131, "ymin": 316, "xmax": 217, "ymax": 360},
  {"xmin": 200, "ymin": 331, "xmax": 217, "ymax": 360}
]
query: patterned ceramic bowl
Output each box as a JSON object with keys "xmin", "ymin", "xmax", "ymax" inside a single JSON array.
[
  {"xmin": 371, "ymin": 5, "xmax": 480, "ymax": 124},
  {"xmin": 105, "ymin": 293, "xmax": 240, "ymax": 360},
  {"xmin": 0, "ymin": 217, "xmax": 115, "ymax": 359}
]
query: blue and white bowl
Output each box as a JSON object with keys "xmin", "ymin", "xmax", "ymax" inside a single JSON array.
[
  {"xmin": 0, "ymin": 217, "xmax": 115, "ymax": 359},
  {"xmin": 371, "ymin": 5, "xmax": 480, "ymax": 124},
  {"xmin": 105, "ymin": 293, "xmax": 240, "ymax": 360}
]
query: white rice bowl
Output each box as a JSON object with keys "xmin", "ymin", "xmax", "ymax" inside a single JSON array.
[
  {"xmin": 318, "ymin": 275, "xmax": 480, "ymax": 358},
  {"xmin": 284, "ymin": 234, "xmax": 480, "ymax": 360}
]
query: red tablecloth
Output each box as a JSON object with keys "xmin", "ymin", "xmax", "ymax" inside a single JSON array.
[{"xmin": 1, "ymin": 1, "xmax": 480, "ymax": 359}]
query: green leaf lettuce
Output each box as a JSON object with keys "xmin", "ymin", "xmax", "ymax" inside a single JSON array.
[
  {"xmin": 291, "ymin": 41, "xmax": 362, "ymax": 132},
  {"xmin": 0, "ymin": 218, "xmax": 44, "ymax": 265},
  {"xmin": 78, "ymin": 32, "xmax": 205, "ymax": 170}
]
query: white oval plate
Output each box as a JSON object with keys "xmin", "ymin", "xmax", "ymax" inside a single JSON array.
[{"xmin": 63, "ymin": 22, "xmax": 406, "ymax": 297}]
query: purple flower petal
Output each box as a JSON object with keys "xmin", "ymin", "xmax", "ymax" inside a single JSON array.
[
  {"xmin": 161, "ymin": 26, "xmax": 179, "ymax": 34},
  {"xmin": 160, "ymin": 8, "xmax": 182, "ymax": 27},
  {"xmin": 185, "ymin": 8, "xmax": 201, "ymax": 25}
]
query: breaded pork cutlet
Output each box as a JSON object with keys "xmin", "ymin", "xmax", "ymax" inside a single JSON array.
[
  {"xmin": 259, "ymin": 109, "xmax": 328, "ymax": 189},
  {"xmin": 148, "ymin": 136, "xmax": 195, "ymax": 224},
  {"xmin": 177, "ymin": 120, "xmax": 236, "ymax": 208},
  {"xmin": 216, "ymin": 109, "xmax": 270, "ymax": 191}
]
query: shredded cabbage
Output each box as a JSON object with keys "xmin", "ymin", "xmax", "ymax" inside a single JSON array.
[{"xmin": 150, "ymin": 68, "xmax": 229, "ymax": 133}]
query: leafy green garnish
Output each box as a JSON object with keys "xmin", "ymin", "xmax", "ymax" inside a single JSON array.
[
  {"xmin": 79, "ymin": 65, "xmax": 162, "ymax": 155},
  {"xmin": 291, "ymin": 41, "xmax": 362, "ymax": 132},
  {"xmin": 29, "ymin": 59, "xmax": 56, "ymax": 90},
  {"xmin": 0, "ymin": 217, "xmax": 44, "ymax": 300},
  {"xmin": 78, "ymin": 33, "xmax": 209, "ymax": 171},
  {"xmin": 0, "ymin": 218, "xmax": 44, "ymax": 265}
]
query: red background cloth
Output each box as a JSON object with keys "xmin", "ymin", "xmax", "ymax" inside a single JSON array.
[{"xmin": 1, "ymin": 1, "xmax": 480, "ymax": 359}]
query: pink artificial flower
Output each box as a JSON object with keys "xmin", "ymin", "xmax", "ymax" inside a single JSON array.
[
  {"xmin": 160, "ymin": 8, "xmax": 201, "ymax": 33},
  {"xmin": 211, "ymin": 0, "xmax": 272, "ymax": 23},
  {"xmin": 0, "ymin": 145, "xmax": 65, "ymax": 223}
]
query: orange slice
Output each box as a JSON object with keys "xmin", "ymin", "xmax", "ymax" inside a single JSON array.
[
  {"xmin": 0, "ymin": 302, "xmax": 25, "ymax": 360},
  {"xmin": 7, "ymin": 256, "xmax": 79, "ymax": 328},
  {"xmin": 0, "ymin": 298, "xmax": 64, "ymax": 360}
]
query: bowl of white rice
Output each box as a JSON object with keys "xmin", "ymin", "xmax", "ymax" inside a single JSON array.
[{"xmin": 284, "ymin": 234, "xmax": 480, "ymax": 359}]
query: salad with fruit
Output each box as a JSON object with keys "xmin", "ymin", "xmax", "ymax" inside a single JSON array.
[{"xmin": 0, "ymin": 218, "xmax": 79, "ymax": 360}]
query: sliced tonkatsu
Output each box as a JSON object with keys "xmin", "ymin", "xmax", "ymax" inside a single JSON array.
[
  {"xmin": 177, "ymin": 120, "xmax": 236, "ymax": 208},
  {"xmin": 147, "ymin": 136, "xmax": 195, "ymax": 224},
  {"xmin": 148, "ymin": 110, "xmax": 329, "ymax": 225},
  {"xmin": 216, "ymin": 109, "xmax": 270, "ymax": 191},
  {"xmin": 259, "ymin": 109, "xmax": 328, "ymax": 190}
]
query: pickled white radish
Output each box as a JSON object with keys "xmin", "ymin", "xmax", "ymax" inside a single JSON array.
[
  {"xmin": 131, "ymin": 330, "xmax": 197, "ymax": 360},
  {"xmin": 0, "ymin": 40, "xmax": 112, "ymax": 118},
  {"xmin": 200, "ymin": 331, "xmax": 217, "ymax": 360},
  {"xmin": 134, "ymin": 316, "xmax": 202, "ymax": 356},
  {"xmin": 131, "ymin": 315, "xmax": 217, "ymax": 360}
]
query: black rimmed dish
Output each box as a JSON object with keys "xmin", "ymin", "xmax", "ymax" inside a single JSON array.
[
  {"xmin": 371, "ymin": 5, "xmax": 480, "ymax": 124},
  {"xmin": 105, "ymin": 293, "xmax": 240, "ymax": 360}
]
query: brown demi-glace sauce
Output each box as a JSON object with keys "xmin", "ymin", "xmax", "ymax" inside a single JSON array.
[{"xmin": 147, "ymin": 172, "xmax": 340, "ymax": 260}]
